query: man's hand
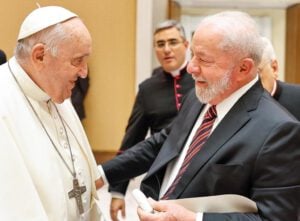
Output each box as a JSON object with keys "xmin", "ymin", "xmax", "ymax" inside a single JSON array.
[
  {"xmin": 110, "ymin": 198, "xmax": 126, "ymax": 221},
  {"xmin": 95, "ymin": 178, "xmax": 104, "ymax": 189},
  {"xmin": 137, "ymin": 198, "xmax": 196, "ymax": 221}
]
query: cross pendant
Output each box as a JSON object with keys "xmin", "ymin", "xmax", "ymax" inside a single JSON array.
[{"xmin": 68, "ymin": 178, "xmax": 87, "ymax": 214}]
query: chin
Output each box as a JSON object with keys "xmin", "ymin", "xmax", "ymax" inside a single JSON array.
[{"xmin": 52, "ymin": 97, "xmax": 65, "ymax": 104}]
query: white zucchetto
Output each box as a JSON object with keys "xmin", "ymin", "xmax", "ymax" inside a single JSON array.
[{"xmin": 17, "ymin": 6, "xmax": 77, "ymax": 40}]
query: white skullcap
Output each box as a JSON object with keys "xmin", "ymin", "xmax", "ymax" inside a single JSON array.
[{"xmin": 17, "ymin": 6, "xmax": 78, "ymax": 40}]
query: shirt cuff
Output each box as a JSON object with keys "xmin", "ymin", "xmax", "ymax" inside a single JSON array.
[
  {"xmin": 110, "ymin": 191, "xmax": 125, "ymax": 199},
  {"xmin": 97, "ymin": 165, "xmax": 109, "ymax": 185},
  {"xmin": 196, "ymin": 212, "xmax": 203, "ymax": 221}
]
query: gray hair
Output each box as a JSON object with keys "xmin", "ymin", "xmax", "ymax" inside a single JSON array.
[
  {"xmin": 14, "ymin": 22, "xmax": 69, "ymax": 63},
  {"xmin": 197, "ymin": 11, "xmax": 263, "ymax": 66},
  {"xmin": 260, "ymin": 36, "xmax": 276, "ymax": 66},
  {"xmin": 154, "ymin": 20, "xmax": 186, "ymax": 39}
]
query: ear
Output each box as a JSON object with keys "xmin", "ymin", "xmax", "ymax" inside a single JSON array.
[
  {"xmin": 31, "ymin": 43, "xmax": 46, "ymax": 65},
  {"xmin": 183, "ymin": 40, "xmax": 189, "ymax": 49},
  {"xmin": 238, "ymin": 58, "xmax": 254, "ymax": 74},
  {"xmin": 271, "ymin": 59, "xmax": 279, "ymax": 79}
]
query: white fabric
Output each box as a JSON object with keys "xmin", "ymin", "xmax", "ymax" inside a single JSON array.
[
  {"xmin": 0, "ymin": 57, "xmax": 101, "ymax": 221},
  {"xmin": 168, "ymin": 194, "xmax": 257, "ymax": 213},
  {"xmin": 160, "ymin": 76, "xmax": 259, "ymax": 198},
  {"xmin": 170, "ymin": 60, "xmax": 188, "ymax": 77},
  {"xmin": 18, "ymin": 6, "xmax": 77, "ymax": 40},
  {"xmin": 196, "ymin": 213, "xmax": 203, "ymax": 221}
]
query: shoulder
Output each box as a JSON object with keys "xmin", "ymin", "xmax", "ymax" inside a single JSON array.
[
  {"xmin": 278, "ymin": 80, "xmax": 300, "ymax": 92},
  {"xmin": 139, "ymin": 67, "xmax": 169, "ymax": 88}
]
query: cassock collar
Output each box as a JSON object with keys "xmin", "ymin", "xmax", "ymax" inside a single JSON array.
[
  {"xmin": 170, "ymin": 60, "xmax": 188, "ymax": 77},
  {"xmin": 9, "ymin": 57, "xmax": 50, "ymax": 102}
]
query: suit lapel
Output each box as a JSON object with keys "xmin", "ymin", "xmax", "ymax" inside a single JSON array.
[
  {"xmin": 145, "ymin": 94, "xmax": 204, "ymax": 179},
  {"xmin": 171, "ymin": 102, "xmax": 251, "ymax": 198}
]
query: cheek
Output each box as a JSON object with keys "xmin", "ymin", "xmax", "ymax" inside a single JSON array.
[
  {"xmin": 175, "ymin": 48, "xmax": 186, "ymax": 59},
  {"xmin": 155, "ymin": 51, "xmax": 164, "ymax": 60}
]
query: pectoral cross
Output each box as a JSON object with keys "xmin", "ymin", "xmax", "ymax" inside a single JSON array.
[{"xmin": 68, "ymin": 178, "xmax": 87, "ymax": 214}]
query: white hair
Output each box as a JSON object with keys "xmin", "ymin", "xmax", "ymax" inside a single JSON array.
[
  {"xmin": 196, "ymin": 11, "xmax": 263, "ymax": 66},
  {"xmin": 260, "ymin": 36, "xmax": 276, "ymax": 67}
]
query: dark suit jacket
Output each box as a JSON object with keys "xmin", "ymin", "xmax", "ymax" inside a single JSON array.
[
  {"xmin": 103, "ymin": 81, "xmax": 300, "ymax": 220},
  {"xmin": 109, "ymin": 66, "xmax": 194, "ymax": 194},
  {"xmin": 274, "ymin": 80, "xmax": 300, "ymax": 120}
]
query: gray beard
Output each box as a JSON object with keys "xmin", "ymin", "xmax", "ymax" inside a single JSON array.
[{"xmin": 195, "ymin": 71, "xmax": 231, "ymax": 104}]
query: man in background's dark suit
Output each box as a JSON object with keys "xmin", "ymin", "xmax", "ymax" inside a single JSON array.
[
  {"xmin": 259, "ymin": 36, "xmax": 300, "ymax": 120},
  {"xmin": 0, "ymin": 49, "xmax": 7, "ymax": 65},
  {"xmin": 71, "ymin": 76, "xmax": 89, "ymax": 120},
  {"xmin": 98, "ymin": 11, "xmax": 300, "ymax": 221}
]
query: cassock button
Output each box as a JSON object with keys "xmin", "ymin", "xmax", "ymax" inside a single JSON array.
[
  {"xmin": 177, "ymin": 94, "xmax": 182, "ymax": 98},
  {"xmin": 59, "ymin": 127, "xmax": 64, "ymax": 135},
  {"xmin": 175, "ymin": 84, "xmax": 181, "ymax": 89}
]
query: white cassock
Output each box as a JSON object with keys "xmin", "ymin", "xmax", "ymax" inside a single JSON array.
[{"xmin": 0, "ymin": 57, "xmax": 102, "ymax": 221}]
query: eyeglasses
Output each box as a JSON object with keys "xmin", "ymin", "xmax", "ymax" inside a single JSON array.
[{"xmin": 154, "ymin": 39, "xmax": 184, "ymax": 50}]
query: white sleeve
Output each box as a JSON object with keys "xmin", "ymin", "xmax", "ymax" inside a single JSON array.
[
  {"xmin": 97, "ymin": 164, "xmax": 109, "ymax": 185},
  {"xmin": 196, "ymin": 212, "xmax": 203, "ymax": 221}
]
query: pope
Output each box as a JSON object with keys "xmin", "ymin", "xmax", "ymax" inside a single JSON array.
[{"xmin": 0, "ymin": 6, "xmax": 102, "ymax": 221}]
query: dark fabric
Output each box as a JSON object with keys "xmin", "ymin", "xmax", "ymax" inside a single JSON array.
[
  {"xmin": 273, "ymin": 80, "xmax": 300, "ymax": 120},
  {"xmin": 103, "ymin": 81, "xmax": 300, "ymax": 221},
  {"xmin": 119, "ymin": 66, "xmax": 194, "ymax": 152},
  {"xmin": 109, "ymin": 66, "xmax": 194, "ymax": 194},
  {"xmin": 71, "ymin": 76, "xmax": 89, "ymax": 120},
  {"xmin": 0, "ymin": 49, "xmax": 7, "ymax": 65}
]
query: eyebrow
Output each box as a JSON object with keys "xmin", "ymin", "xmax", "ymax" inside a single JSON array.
[{"xmin": 156, "ymin": 38, "xmax": 180, "ymax": 42}]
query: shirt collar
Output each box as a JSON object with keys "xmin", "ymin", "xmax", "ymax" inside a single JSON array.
[
  {"xmin": 270, "ymin": 79, "xmax": 277, "ymax": 97},
  {"xmin": 215, "ymin": 76, "xmax": 259, "ymax": 121},
  {"xmin": 9, "ymin": 57, "xmax": 50, "ymax": 102},
  {"xmin": 170, "ymin": 60, "xmax": 188, "ymax": 77}
]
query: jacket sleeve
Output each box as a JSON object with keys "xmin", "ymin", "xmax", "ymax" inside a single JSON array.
[
  {"xmin": 102, "ymin": 127, "xmax": 170, "ymax": 185},
  {"xmin": 109, "ymin": 85, "xmax": 151, "ymax": 194}
]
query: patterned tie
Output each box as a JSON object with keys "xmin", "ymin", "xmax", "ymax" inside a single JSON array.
[{"xmin": 162, "ymin": 105, "xmax": 217, "ymax": 199}]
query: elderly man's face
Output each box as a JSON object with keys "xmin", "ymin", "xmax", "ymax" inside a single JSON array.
[
  {"xmin": 41, "ymin": 19, "xmax": 91, "ymax": 103},
  {"xmin": 187, "ymin": 28, "xmax": 237, "ymax": 105},
  {"xmin": 154, "ymin": 27, "xmax": 188, "ymax": 72}
]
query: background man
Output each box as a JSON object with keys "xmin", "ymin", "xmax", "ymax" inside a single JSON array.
[
  {"xmin": 99, "ymin": 11, "xmax": 300, "ymax": 221},
  {"xmin": 109, "ymin": 20, "xmax": 194, "ymax": 221},
  {"xmin": 0, "ymin": 6, "xmax": 102, "ymax": 220},
  {"xmin": 259, "ymin": 36, "xmax": 300, "ymax": 120}
]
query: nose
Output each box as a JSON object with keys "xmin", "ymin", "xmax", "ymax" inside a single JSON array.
[
  {"xmin": 162, "ymin": 43, "xmax": 172, "ymax": 53},
  {"xmin": 78, "ymin": 63, "xmax": 88, "ymax": 78},
  {"xmin": 187, "ymin": 57, "xmax": 199, "ymax": 75}
]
